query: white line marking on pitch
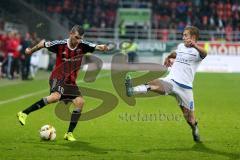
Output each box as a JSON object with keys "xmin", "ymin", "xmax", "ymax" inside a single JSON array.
[{"xmin": 0, "ymin": 73, "xmax": 110, "ymax": 106}]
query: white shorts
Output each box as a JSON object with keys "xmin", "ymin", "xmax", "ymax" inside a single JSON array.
[{"xmin": 159, "ymin": 77, "xmax": 194, "ymax": 111}]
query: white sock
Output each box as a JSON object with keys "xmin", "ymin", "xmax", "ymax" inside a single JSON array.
[{"xmin": 133, "ymin": 85, "xmax": 148, "ymax": 94}]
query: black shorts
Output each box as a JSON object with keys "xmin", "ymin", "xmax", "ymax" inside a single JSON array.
[{"xmin": 49, "ymin": 79, "xmax": 82, "ymax": 100}]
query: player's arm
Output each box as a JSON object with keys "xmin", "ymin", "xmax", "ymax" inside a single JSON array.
[
  {"xmin": 193, "ymin": 44, "xmax": 207, "ymax": 59},
  {"xmin": 95, "ymin": 44, "xmax": 108, "ymax": 52},
  {"xmin": 83, "ymin": 41, "xmax": 115, "ymax": 53},
  {"xmin": 164, "ymin": 51, "xmax": 176, "ymax": 67},
  {"xmin": 188, "ymin": 39, "xmax": 207, "ymax": 59},
  {"xmin": 25, "ymin": 40, "xmax": 45, "ymax": 55}
]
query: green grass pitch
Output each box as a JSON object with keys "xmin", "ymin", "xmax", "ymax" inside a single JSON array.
[{"xmin": 0, "ymin": 70, "xmax": 239, "ymax": 160}]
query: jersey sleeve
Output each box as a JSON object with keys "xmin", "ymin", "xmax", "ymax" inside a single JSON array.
[
  {"xmin": 81, "ymin": 40, "xmax": 97, "ymax": 53},
  {"xmin": 44, "ymin": 40, "xmax": 61, "ymax": 53}
]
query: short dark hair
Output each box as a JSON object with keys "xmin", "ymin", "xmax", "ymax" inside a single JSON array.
[
  {"xmin": 184, "ymin": 26, "xmax": 199, "ymax": 40},
  {"xmin": 71, "ymin": 25, "xmax": 84, "ymax": 35}
]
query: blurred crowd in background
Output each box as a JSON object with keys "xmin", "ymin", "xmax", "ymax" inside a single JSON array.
[
  {"xmin": 25, "ymin": 0, "xmax": 240, "ymax": 32},
  {"xmin": 1, "ymin": 0, "xmax": 240, "ymax": 80},
  {"xmin": 0, "ymin": 29, "xmax": 41, "ymax": 80},
  {"xmin": 151, "ymin": 0, "xmax": 239, "ymax": 32}
]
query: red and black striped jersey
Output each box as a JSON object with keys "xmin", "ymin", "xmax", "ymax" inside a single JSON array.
[{"xmin": 44, "ymin": 39, "xmax": 96, "ymax": 85}]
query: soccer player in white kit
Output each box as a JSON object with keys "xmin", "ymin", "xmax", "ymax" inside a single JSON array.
[{"xmin": 125, "ymin": 26, "xmax": 207, "ymax": 142}]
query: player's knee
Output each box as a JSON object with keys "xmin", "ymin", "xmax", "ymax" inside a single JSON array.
[
  {"xmin": 181, "ymin": 107, "xmax": 189, "ymax": 118},
  {"xmin": 187, "ymin": 116, "xmax": 195, "ymax": 125},
  {"xmin": 182, "ymin": 110, "xmax": 188, "ymax": 118},
  {"xmin": 183, "ymin": 109, "xmax": 195, "ymax": 124},
  {"xmin": 73, "ymin": 97, "xmax": 85, "ymax": 108},
  {"xmin": 47, "ymin": 92, "xmax": 61, "ymax": 103}
]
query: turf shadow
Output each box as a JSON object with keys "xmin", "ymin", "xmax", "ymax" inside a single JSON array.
[
  {"xmin": 60, "ymin": 141, "xmax": 133, "ymax": 154},
  {"xmin": 23, "ymin": 140, "xmax": 132, "ymax": 155},
  {"xmin": 191, "ymin": 143, "xmax": 240, "ymax": 160},
  {"xmin": 141, "ymin": 143, "xmax": 240, "ymax": 160},
  {"xmin": 62, "ymin": 141, "xmax": 108, "ymax": 154}
]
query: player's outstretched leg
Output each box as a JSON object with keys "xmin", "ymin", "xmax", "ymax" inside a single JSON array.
[
  {"xmin": 17, "ymin": 92, "xmax": 60, "ymax": 125},
  {"xmin": 181, "ymin": 106, "xmax": 201, "ymax": 142},
  {"xmin": 64, "ymin": 96, "xmax": 84, "ymax": 141},
  {"xmin": 125, "ymin": 74, "xmax": 152, "ymax": 97},
  {"xmin": 17, "ymin": 98, "xmax": 48, "ymax": 125},
  {"xmin": 17, "ymin": 111, "xmax": 28, "ymax": 125}
]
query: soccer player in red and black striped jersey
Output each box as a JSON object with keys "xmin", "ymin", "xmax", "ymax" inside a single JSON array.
[{"xmin": 17, "ymin": 25, "xmax": 109, "ymax": 141}]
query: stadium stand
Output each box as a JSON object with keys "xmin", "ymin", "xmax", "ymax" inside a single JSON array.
[
  {"xmin": 23, "ymin": 0, "xmax": 240, "ymax": 32},
  {"xmin": 0, "ymin": 0, "xmax": 240, "ymax": 79}
]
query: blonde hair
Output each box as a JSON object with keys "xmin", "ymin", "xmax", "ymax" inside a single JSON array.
[{"xmin": 184, "ymin": 26, "xmax": 200, "ymax": 41}]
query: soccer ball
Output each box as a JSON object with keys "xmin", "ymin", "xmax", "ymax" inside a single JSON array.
[{"xmin": 39, "ymin": 125, "xmax": 56, "ymax": 141}]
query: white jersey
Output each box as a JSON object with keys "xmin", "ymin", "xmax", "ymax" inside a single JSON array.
[{"xmin": 166, "ymin": 43, "xmax": 204, "ymax": 88}]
